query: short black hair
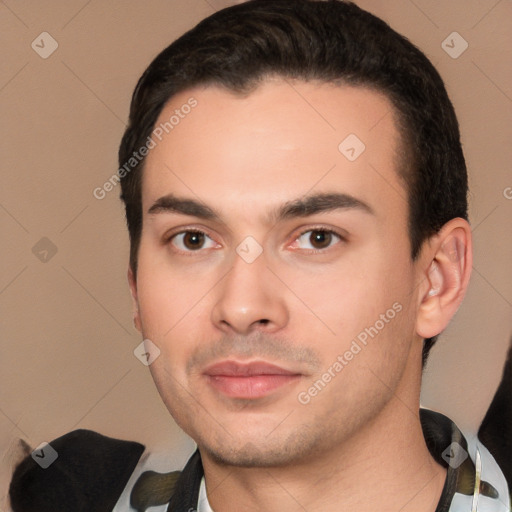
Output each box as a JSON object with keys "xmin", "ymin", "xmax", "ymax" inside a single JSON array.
[{"xmin": 119, "ymin": 0, "xmax": 468, "ymax": 366}]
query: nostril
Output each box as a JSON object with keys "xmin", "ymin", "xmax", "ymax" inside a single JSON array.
[{"xmin": 258, "ymin": 319, "xmax": 270, "ymax": 325}]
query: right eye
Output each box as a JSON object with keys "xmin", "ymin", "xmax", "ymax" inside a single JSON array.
[{"xmin": 168, "ymin": 230, "xmax": 219, "ymax": 252}]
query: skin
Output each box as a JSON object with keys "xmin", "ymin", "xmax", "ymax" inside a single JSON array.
[{"xmin": 129, "ymin": 79, "xmax": 472, "ymax": 511}]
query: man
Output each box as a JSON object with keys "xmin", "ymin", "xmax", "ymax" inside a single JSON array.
[{"xmin": 9, "ymin": 1, "xmax": 511, "ymax": 511}]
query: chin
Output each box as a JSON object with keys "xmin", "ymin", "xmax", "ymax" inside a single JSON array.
[{"xmin": 198, "ymin": 427, "xmax": 323, "ymax": 468}]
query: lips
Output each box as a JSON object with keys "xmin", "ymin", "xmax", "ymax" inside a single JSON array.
[{"xmin": 203, "ymin": 360, "xmax": 301, "ymax": 399}]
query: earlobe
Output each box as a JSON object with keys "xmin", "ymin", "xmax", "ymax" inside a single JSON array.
[
  {"xmin": 127, "ymin": 266, "xmax": 142, "ymax": 333},
  {"xmin": 416, "ymin": 218, "xmax": 472, "ymax": 339}
]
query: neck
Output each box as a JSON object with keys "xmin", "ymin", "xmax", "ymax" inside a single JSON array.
[{"xmin": 200, "ymin": 349, "xmax": 447, "ymax": 512}]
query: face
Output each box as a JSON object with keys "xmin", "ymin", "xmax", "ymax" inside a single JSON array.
[{"xmin": 130, "ymin": 79, "xmax": 425, "ymax": 467}]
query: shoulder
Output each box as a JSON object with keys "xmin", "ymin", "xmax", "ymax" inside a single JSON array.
[{"xmin": 9, "ymin": 429, "xmax": 146, "ymax": 512}]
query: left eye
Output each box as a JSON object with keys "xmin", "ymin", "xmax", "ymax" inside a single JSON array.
[
  {"xmin": 170, "ymin": 231, "xmax": 218, "ymax": 251},
  {"xmin": 293, "ymin": 229, "xmax": 342, "ymax": 250}
]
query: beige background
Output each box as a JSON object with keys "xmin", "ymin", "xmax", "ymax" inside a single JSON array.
[{"xmin": 1, "ymin": 0, "xmax": 511, "ymax": 508}]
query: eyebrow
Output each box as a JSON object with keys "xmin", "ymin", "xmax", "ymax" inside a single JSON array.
[
  {"xmin": 147, "ymin": 192, "xmax": 374, "ymax": 222},
  {"xmin": 277, "ymin": 193, "xmax": 374, "ymax": 220},
  {"xmin": 148, "ymin": 195, "xmax": 219, "ymax": 219}
]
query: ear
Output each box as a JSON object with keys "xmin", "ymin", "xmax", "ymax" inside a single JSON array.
[
  {"xmin": 415, "ymin": 218, "xmax": 472, "ymax": 339},
  {"xmin": 128, "ymin": 266, "xmax": 142, "ymax": 332}
]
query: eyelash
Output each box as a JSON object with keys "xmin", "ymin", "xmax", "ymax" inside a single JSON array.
[
  {"xmin": 292, "ymin": 226, "xmax": 346, "ymax": 253},
  {"xmin": 165, "ymin": 226, "xmax": 347, "ymax": 255},
  {"xmin": 165, "ymin": 228, "xmax": 219, "ymax": 256}
]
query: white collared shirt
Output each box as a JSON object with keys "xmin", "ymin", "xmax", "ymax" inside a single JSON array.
[{"xmin": 197, "ymin": 477, "xmax": 214, "ymax": 512}]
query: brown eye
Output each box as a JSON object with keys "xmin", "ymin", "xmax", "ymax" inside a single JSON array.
[
  {"xmin": 294, "ymin": 229, "xmax": 342, "ymax": 251},
  {"xmin": 183, "ymin": 231, "xmax": 205, "ymax": 250},
  {"xmin": 309, "ymin": 230, "xmax": 333, "ymax": 249},
  {"xmin": 170, "ymin": 231, "xmax": 217, "ymax": 252}
]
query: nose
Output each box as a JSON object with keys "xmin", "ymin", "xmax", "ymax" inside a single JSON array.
[{"xmin": 211, "ymin": 247, "xmax": 289, "ymax": 336}]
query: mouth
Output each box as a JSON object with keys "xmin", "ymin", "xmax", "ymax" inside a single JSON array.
[{"xmin": 202, "ymin": 360, "xmax": 302, "ymax": 399}]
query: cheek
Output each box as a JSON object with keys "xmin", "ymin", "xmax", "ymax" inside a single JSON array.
[
  {"xmin": 282, "ymin": 249, "xmax": 410, "ymax": 328},
  {"xmin": 134, "ymin": 254, "xmax": 220, "ymax": 370},
  {"xmin": 279, "ymin": 252, "xmax": 416, "ymax": 378},
  {"xmin": 135, "ymin": 246, "xmax": 208, "ymax": 334}
]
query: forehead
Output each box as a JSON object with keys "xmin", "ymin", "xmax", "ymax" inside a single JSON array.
[{"xmin": 142, "ymin": 79, "xmax": 406, "ymax": 222}]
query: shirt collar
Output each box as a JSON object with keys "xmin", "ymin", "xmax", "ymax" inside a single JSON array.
[
  {"xmin": 160, "ymin": 409, "xmax": 510, "ymax": 512},
  {"xmin": 197, "ymin": 477, "xmax": 213, "ymax": 512},
  {"xmin": 420, "ymin": 408, "xmax": 509, "ymax": 512}
]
